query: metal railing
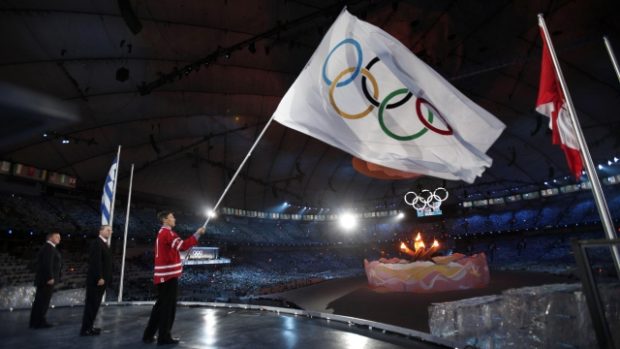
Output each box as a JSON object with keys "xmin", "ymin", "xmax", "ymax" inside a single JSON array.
[{"xmin": 571, "ymin": 238, "xmax": 620, "ymax": 349}]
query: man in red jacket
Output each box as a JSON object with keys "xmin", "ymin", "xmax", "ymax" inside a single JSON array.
[{"xmin": 143, "ymin": 211, "xmax": 205, "ymax": 345}]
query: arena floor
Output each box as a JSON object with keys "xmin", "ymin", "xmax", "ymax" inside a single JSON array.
[
  {"xmin": 1, "ymin": 304, "xmax": 455, "ymax": 349},
  {"xmin": 269, "ymin": 270, "xmax": 577, "ymax": 332},
  {"xmin": 1, "ymin": 270, "xmax": 577, "ymax": 348}
]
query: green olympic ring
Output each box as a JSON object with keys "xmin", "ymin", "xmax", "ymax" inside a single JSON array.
[
  {"xmin": 323, "ymin": 38, "xmax": 454, "ymax": 141},
  {"xmin": 379, "ymin": 88, "xmax": 430, "ymax": 141}
]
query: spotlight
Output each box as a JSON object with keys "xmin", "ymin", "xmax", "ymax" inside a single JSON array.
[
  {"xmin": 396, "ymin": 212, "xmax": 405, "ymax": 220},
  {"xmin": 43, "ymin": 133, "xmax": 48, "ymax": 138},
  {"xmin": 61, "ymin": 139, "xmax": 70, "ymax": 144},
  {"xmin": 608, "ymin": 160, "xmax": 613, "ymax": 166},
  {"xmin": 614, "ymin": 157, "xmax": 619, "ymax": 163},
  {"xmin": 598, "ymin": 164, "xmax": 603, "ymax": 170},
  {"xmin": 338, "ymin": 212, "xmax": 357, "ymax": 231},
  {"xmin": 206, "ymin": 209, "xmax": 216, "ymax": 218}
]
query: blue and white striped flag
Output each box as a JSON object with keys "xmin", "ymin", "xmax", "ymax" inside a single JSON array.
[{"xmin": 101, "ymin": 156, "xmax": 118, "ymax": 225}]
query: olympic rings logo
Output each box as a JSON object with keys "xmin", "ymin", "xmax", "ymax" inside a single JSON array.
[
  {"xmin": 404, "ymin": 188, "xmax": 449, "ymax": 211},
  {"xmin": 322, "ymin": 38, "xmax": 453, "ymax": 141}
]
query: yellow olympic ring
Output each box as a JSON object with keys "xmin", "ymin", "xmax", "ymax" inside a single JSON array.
[{"xmin": 328, "ymin": 67, "xmax": 379, "ymax": 119}]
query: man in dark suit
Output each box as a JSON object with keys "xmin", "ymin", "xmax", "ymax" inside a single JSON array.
[
  {"xmin": 80, "ymin": 225, "xmax": 113, "ymax": 336},
  {"xmin": 29, "ymin": 231, "xmax": 62, "ymax": 329}
]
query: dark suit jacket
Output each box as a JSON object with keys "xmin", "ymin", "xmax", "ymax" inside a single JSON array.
[
  {"xmin": 86, "ymin": 237, "xmax": 113, "ymax": 286},
  {"xmin": 34, "ymin": 242, "xmax": 62, "ymax": 287}
]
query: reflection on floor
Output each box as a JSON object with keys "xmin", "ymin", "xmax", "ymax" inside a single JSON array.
[{"xmin": 1, "ymin": 304, "xmax": 454, "ymax": 349}]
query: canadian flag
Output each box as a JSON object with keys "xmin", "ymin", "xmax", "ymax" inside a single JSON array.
[{"xmin": 535, "ymin": 28, "xmax": 583, "ymax": 179}]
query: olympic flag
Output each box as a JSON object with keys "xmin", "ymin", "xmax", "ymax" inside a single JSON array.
[
  {"xmin": 535, "ymin": 26, "xmax": 583, "ymax": 179},
  {"xmin": 272, "ymin": 9, "xmax": 505, "ymax": 183}
]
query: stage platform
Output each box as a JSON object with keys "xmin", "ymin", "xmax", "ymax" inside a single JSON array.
[{"xmin": 1, "ymin": 302, "xmax": 458, "ymax": 348}]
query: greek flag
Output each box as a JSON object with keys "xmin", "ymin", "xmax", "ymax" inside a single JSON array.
[{"xmin": 101, "ymin": 156, "xmax": 118, "ymax": 225}]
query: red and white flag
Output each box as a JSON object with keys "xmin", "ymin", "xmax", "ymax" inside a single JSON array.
[{"xmin": 535, "ymin": 28, "xmax": 583, "ymax": 178}]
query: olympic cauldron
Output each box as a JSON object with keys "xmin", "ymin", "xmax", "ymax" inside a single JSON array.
[{"xmin": 364, "ymin": 233, "xmax": 490, "ymax": 293}]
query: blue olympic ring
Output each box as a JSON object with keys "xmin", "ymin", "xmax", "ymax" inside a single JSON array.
[{"xmin": 322, "ymin": 38, "xmax": 363, "ymax": 87}]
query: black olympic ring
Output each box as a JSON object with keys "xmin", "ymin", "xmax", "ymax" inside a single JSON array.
[
  {"xmin": 322, "ymin": 38, "xmax": 454, "ymax": 140},
  {"xmin": 361, "ymin": 57, "xmax": 413, "ymax": 109}
]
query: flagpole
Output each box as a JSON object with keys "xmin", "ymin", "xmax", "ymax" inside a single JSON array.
[
  {"xmin": 108, "ymin": 145, "xmax": 121, "ymax": 247},
  {"xmin": 202, "ymin": 115, "xmax": 277, "ymax": 228},
  {"xmin": 538, "ymin": 14, "xmax": 620, "ymax": 272},
  {"xmin": 117, "ymin": 163, "xmax": 134, "ymax": 303},
  {"xmin": 603, "ymin": 36, "xmax": 620, "ymax": 84}
]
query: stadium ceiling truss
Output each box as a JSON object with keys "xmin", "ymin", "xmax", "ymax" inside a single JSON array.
[{"xmin": 0, "ymin": 0, "xmax": 618, "ymax": 210}]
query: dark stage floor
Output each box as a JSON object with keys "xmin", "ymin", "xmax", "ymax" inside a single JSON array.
[
  {"xmin": 1, "ymin": 304, "xmax": 456, "ymax": 349},
  {"xmin": 269, "ymin": 271, "xmax": 576, "ymax": 332}
]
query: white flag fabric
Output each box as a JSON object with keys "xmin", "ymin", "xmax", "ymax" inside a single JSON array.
[
  {"xmin": 272, "ymin": 9, "xmax": 505, "ymax": 183},
  {"xmin": 101, "ymin": 156, "xmax": 118, "ymax": 225}
]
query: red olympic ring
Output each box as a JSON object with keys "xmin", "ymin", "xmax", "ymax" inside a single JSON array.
[{"xmin": 415, "ymin": 98, "xmax": 453, "ymax": 136}]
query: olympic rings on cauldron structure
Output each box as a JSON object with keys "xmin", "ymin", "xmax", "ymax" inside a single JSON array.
[{"xmin": 404, "ymin": 187, "xmax": 449, "ymax": 211}]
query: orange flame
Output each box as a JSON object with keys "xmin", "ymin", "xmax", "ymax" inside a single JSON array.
[
  {"xmin": 414, "ymin": 233, "xmax": 425, "ymax": 251},
  {"xmin": 399, "ymin": 233, "xmax": 441, "ymax": 260}
]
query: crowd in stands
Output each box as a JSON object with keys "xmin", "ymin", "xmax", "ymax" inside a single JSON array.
[
  {"xmin": 0, "ymin": 186, "xmax": 619, "ymax": 301},
  {"xmin": 413, "ymin": 188, "xmax": 620, "ymax": 238},
  {"xmin": 118, "ymin": 247, "xmax": 367, "ymax": 302},
  {"xmin": 1, "ymin": 187, "xmax": 619, "ymax": 246}
]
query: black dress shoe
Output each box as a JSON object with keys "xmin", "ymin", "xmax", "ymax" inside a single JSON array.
[
  {"xmin": 157, "ymin": 337, "xmax": 180, "ymax": 345},
  {"xmin": 80, "ymin": 328, "xmax": 100, "ymax": 336},
  {"xmin": 142, "ymin": 336, "xmax": 156, "ymax": 344}
]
